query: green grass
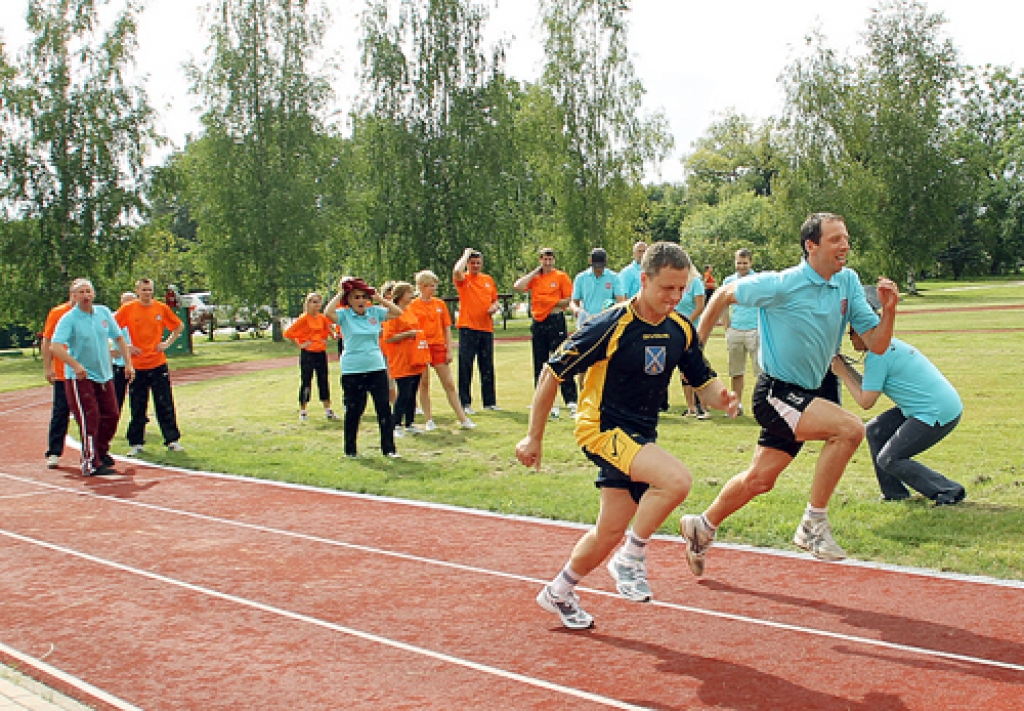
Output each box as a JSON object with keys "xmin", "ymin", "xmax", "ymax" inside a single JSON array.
[{"xmin": 5, "ymin": 278, "xmax": 1022, "ymax": 580}]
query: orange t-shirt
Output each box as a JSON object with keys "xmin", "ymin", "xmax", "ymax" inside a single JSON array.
[
  {"xmin": 526, "ymin": 269, "xmax": 572, "ymax": 322},
  {"xmin": 382, "ymin": 310, "xmax": 427, "ymax": 379},
  {"xmin": 406, "ymin": 296, "xmax": 451, "ymax": 346},
  {"xmin": 115, "ymin": 300, "xmax": 182, "ymax": 370},
  {"xmin": 454, "ymin": 272, "xmax": 497, "ymax": 332},
  {"xmin": 43, "ymin": 302, "xmax": 74, "ymax": 382},
  {"xmin": 283, "ymin": 313, "xmax": 332, "ymax": 353}
]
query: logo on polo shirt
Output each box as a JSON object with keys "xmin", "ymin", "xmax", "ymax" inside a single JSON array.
[
  {"xmin": 645, "ymin": 346, "xmax": 666, "ymax": 375},
  {"xmin": 840, "ymin": 298, "xmax": 848, "ymax": 316}
]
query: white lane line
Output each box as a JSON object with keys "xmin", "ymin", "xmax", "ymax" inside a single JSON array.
[
  {"xmin": 0, "ymin": 528, "xmax": 648, "ymax": 711},
  {"xmin": 0, "ymin": 640, "xmax": 143, "ymax": 711},
  {"xmin": 3, "ymin": 471, "xmax": 1023, "ymax": 675},
  {"xmin": 0, "ymin": 398, "xmax": 51, "ymax": 417}
]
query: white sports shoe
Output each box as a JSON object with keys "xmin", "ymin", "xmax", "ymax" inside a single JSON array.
[
  {"xmin": 463, "ymin": 407, "xmax": 477, "ymax": 416},
  {"xmin": 46, "ymin": 454, "xmax": 60, "ymax": 469},
  {"xmin": 394, "ymin": 426, "xmax": 405, "ymax": 439},
  {"xmin": 679, "ymin": 514, "xmax": 715, "ymax": 576},
  {"xmin": 793, "ymin": 516, "xmax": 847, "ymax": 561},
  {"xmin": 550, "ymin": 406, "xmax": 560, "ymax": 419},
  {"xmin": 568, "ymin": 402, "xmax": 578, "ymax": 418},
  {"xmin": 415, "ymin": 407, "xmax": 424, "ymax": 415},
  {"xmin": 127, "ymin": 445, "xmax": 144, "ymax": 457},
  {"xmin": 459, "ymin": 419, "xmax": 476, "ymax": 429},
  {"xmin": 536, "ymin": 586, "xmax": 594, "ymax": 629},
  {"xmin": 405, "ymin": 425, "xmax": 425, "ymax": 435},
  {"xmin": 607, "ymin": 551, "xmax": 652, "ymax": 602},
  {"xmin": 424, "ymin": 419, "xmax": 437, "ymax": 431},
  {"xmin": 167, "ymin": 441, "xmax": 185, "ymax": 452}
]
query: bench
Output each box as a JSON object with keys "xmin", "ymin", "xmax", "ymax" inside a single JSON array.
[{"xmin": 442, "ymin": 293, "xmax": 517, "ymax": 330}]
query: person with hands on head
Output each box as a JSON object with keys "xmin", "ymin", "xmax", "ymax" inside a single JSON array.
[
  {"xmin": 681, "ymin": 212, "xmax": 899, "ymax": 575},
  {"xmin": 452, "ymin": 247, "xmax": 501, "ymax": 414},
  {"xmin": 516, "ymin": 242, "xmax": 737, "ymax": 630},
  {"xmin": 51, "ymin": 279, "xmax": 134, "ymax": 477},
  {"xmin": 325, "ymin": 277, "xmax": 403, "ymax": 458},
  {"xmin": 831, "ymin": 329, "xmax": 965, "ymax": 506},
  {"xmin": 284, "ymin": 291, "xmax": 338, "ymax": 422}
]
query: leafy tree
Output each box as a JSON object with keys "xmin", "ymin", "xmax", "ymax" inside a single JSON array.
[
  {"xmin": 682, "ymin": 111, "xmax": 781, "ymax": 207},
  {"xmin": 0, "ymin": 0, "xmax": 155, "ymax": 326},
  {"xmin": 186, "ymin": 0, "xmax": 332, "ymax": 336}
]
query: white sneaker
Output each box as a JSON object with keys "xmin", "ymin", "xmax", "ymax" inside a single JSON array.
[
  {"xmin": 459, "ymin": 419, "xmax": 476, "ymax": 429},
  {"xmin": 46, "ymin": 454, "xmax": 60, "ymax": 469},
  {"xmin": 550, "ymin": 406, "xmax": 560, "ymax": 419},
  {"xmin": 127, "ymin": 445, "xmax": 144, "ymax": 457},
  {"xmin": 386, "ymin": 451, "xmax": 402, "ymax": 459},
  {"xmin": 394, "ymin": 426, "xmax": 405, "ymax": 438},
  {"xmin": 167, "ymin": 441, "xmax": 185, "ymax": 452},
  {"xmin": 325, "ymin": 410, "xmax": 340, "ymax": 421},
  {"xmin": 607, "ymin": 551, "xmax": 653, "ymax": 602},
  {"xmin": 536, "ymin": 585, "xmax": 594, "ymax": 629},
  {"xmin": 415, "ymin": 407, "xmax": 424, "ymax": 415},
  {"xmin": 568, "ymin": 402, "xmax": 578, "ymax": 418},
  {"xmin": 483, "ymin": 404, "xmax": 502, "ymax": 411},
  {"xmin": 679, "ymin": 514, "xmax": 715, "ymax": 576},
  {"xmin": 424, "ymin": 419, "xmax": 437, "ymax": 431},
  {"xmin": 299, "ymin": 411, "xmax": 308, "ymax": 422},
  {"xmin": 736, "ymin": 404, "xmax": 744, "ymax": 417},
  {"xmin": 793, "ymin": 516, "xmax": 847, "ymax": 561},
  {"xmin": 463, "ymin": 407, "xmax": 476, "ymax": 416},
  {"xmin": 405, "ymin": 425, "xmax": 425, "ymax": 435}
]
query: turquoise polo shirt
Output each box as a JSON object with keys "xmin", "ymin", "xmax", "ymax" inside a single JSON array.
[
  {"xmin": 862, "ymin": 338, "xmax": 962, "ymax": 426},
  {"xmin": 674, "ymin": 277, "xmax": 706, "ymax": 326},
  {"xmin": 336, "ymin": 305, "xmax": 388, "ymax": 374},
  {"xmin": 735, "ymin": 260, "xmax": 879, "ymax": 390},
  {"xmin": 618, "ymin": 261, "xmax": 643, "ymax": 298},
  {"xmin": 573, "ymin": 267, "xmax": 624, "ymax": 315},
  {"xmin": 52, "ymin": 304, "xmax": 121, "ymax": 383},
  {"xmin": 722, "ymin": 270, "xmax": 759, "ymax": 330}
]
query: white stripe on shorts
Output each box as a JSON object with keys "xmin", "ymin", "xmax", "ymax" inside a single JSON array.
[{"xmin": 766, "ymin": 391, "xmax": 803, "ymax": 434}]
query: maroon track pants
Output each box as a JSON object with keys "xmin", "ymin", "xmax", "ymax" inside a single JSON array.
[{"xmin": 64, "ymin": 378, "xmax": 118, "ymax": 475}]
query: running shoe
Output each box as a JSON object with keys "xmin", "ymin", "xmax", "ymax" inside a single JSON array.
[
  {"xmin": 46, "ymin": 454, "xmax": 60, "ymax": 469},
  {"xmin": 405, "ymin": 425, "xmax": 425, "ymax": 435},
  {"xmin": 550, "ymin": 406, "xmax": 560, "ymax": 419},
  {"xmin": 463, "ymin": 407, "xmax": 476, "ymax": 416},
  {"xmin": 696, "ymin": 407, "xmax": 711, "ymax": 421},
  {"xmin": 325, "ymin": 410, "xmax": 340, "ymax": 421},
  {"xmin": 793, "ymin": 516, "xmax": 846, "ymax": 561},
  {"xmin": 459, "ymin": 419, "xmax": 476, "ymax": 429},
  {"xmin": 386, "ymin": 452, "xmax": 402, "ymax": 459},
  {"xmin": 394, "ymin": 426, "xmax": 405, "ymax": 439},
  {"xmin": 483, "ymin": 404, "xmax": 502, "ymax": 411},
  {"xmin": 299, "ymin": 411, "xmax": 308, "ymax": 422},
  {"xmin": 606, "ymin": 551, "xmax": 652, "ymax": 602},
  {"xmin": 568, "ymin": 402, "xmax": 578, "ymax": 418},
  {"xmin": 424, "ymin": 419, "xmax": 437, "ymax": 432},
  {"xmin": 167, "ymin": 441, "xmax": 185, "ymax": 452},
  {"xmin": 127, "ymin": 445, "xmax": 144, "ymax": 457},
  {"xmin": 679, "ymin": 514, "xmax": 715, "ymax": 576},
  {"xmin": 535, "ymin": 586, "xmax": 594, "ymax": 629}
]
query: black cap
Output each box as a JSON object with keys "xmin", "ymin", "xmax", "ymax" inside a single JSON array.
[{"xmin": 590, "ymin": 247, "xmax": 607, "ymax": 264}]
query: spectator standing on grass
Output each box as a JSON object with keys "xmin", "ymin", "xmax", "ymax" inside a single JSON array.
[
  {"xmin": 674, "ymin": 264, "xmax": 708, "ymax": 419},
  {"xmin": 681, "ymin": 212, "xmax": 898, "ymax": 575},
  {"xmin": 617, "ymin": 241, "xmax": 648, "ymax": 299},
  {"xmin": 513, "ymin": 248, "xmax": 577, "ymax": 419},
  {"xmin": 116, "ymin": 277, "xmax": 185, "ymax": 456},
  {"xmin": 325, "ymin": 277, "xmax": 403, "ymax": 458},
  {"xmin": 720, "ymin": 248, "xmax": 761, "ymax": 416},
  {"xmin": 453, "ymin": 248, "xmax": 501, "ymax": 415},
  {"xmin": 378, "ymin": 281, "xmax": 399, "ymax": 405},
  {"xmin": 110, "ymin": 291, "xmax": 138, "ymax": 415},
  {"xmin": 832, "ymin": 330, "xmax": 965, "ymax": 506},
  {"xmin": 703, "ymin": 264, "xmax": 717, "ymax": 302},
  {"xmin": 51, "ymin": 279, "xmax": 133, "ymax": 477},
  {"xmin": 571, "ymin": 247, "xmax": 625, "ymax": 328},
  {"xmin": 517, "ymin": 242, "xmax": 738, "ymax": 629},
  {"xmin": 284, "ymin": 292, "xmax": 339, "ymax": 422},
  {"xmin": 383, "ymin": 282, "xmax": 430, "ymax": 437},
  {"xmin": 41, "ymin": 286, "xmax": 77, "ymax": 469},
  {"xmin": 408, "ymin": 270, "xmax": 475, "ymax": 431}
]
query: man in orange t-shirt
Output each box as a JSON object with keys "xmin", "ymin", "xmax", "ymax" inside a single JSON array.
[
  {"xmin": 453, "ymin": 247, "xmax": 500, "ymax": 413},
  {"xmin": 41, "ymin": 286, "xmax": 76, "ymax": 468},
  {"xmin": 513, "ymin": 247, "xmax": 577, "ymax": 417},
  {"xmin": 115, "ymin": 277, "xmax": 185, "ymax": 455}
]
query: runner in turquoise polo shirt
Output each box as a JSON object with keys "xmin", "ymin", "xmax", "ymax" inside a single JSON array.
[{"xmin": 681, "ymin": 212, "xmax": 899, "ymax": 573}]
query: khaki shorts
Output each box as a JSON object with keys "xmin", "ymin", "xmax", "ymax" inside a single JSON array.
[{"xmin": 726, "ymin": 328, "xmax": 761, "ymax": 378}]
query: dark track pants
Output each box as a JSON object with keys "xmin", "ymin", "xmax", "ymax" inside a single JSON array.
[
  {"xmin": 342, "ymin": 369, "xmax": 395, "ymax": 456},
  {"xmin": 127, "ymin": 364, "xmax": 181, "ymax": 447},
  {"xmin": 457, "ymin": 328, "xmax": 495, "ymax": 409},
  {"xmin": 45, "ymin": 381, "xmax": 70, "ymax": 457},
  {"xmin": 64, "ymin": 378, "xmax": 118, "ymax": 475},
  {"xmin": 530, "ymin": 313, "xmax": 577, "ymax": 405}
]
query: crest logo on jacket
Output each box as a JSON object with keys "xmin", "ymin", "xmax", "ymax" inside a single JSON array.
[{"xmin": 645, "ymin": 346, "xmax": 666, "ymax": 375}]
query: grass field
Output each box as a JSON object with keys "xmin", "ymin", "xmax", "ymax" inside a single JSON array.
[{"xmin": 4, "ymin": 278, "xmax": 1022, "ymax": 580}]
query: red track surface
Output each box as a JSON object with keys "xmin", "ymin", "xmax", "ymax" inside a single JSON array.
[{"xmin": 2, "ymin": 370, "xmax": 1023, "ymax": 710}]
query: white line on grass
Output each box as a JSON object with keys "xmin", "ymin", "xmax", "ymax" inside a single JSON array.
[
  {"xmin": 3, "ymin": 470, "xmax": 1023, "ymax": 675},
  {"xmin": 0, "ymin": 527, "xmax": 649, "ymax": 711}
]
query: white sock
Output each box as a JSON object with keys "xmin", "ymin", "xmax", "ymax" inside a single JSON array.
[
  {"xmin": 700, "ymin": 513, "xmax": 717, "ymax": 534},
  {"xmin": 805, "ymin": 503, "xmax": 828, "ymax": 519},
  {"xmin": 550, "ymin": 564, "xmax": 582, "ymax": 597},
  {"xmin": 623, "ymin": 529, "xmax": 649, "ymax": 559}
]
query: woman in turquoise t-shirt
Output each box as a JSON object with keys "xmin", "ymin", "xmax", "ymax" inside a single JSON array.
[{"xmin": 326, "ymin": 277, "xmax": 402, "ymax": 458}]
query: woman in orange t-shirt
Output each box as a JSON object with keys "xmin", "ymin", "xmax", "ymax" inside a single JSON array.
[
  {"xmin": 283, "ymin": 292, "xmax": 338, "ymax": 421},
  {"xmin": 408, "ymin": 270, "xmax": 475, "ymax": 431},
  {"xmin": 382, "ymin": 282, "xmax": 428, "ymax": 435}
]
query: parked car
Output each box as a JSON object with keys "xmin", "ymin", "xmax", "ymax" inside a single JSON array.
[
  {"xmin": 181, "ymin": 292, "xmax": 272, "ymax": 334},
  {"xmin": 181, "ymin": 292, "xmax": 215, "ymax": 333}
]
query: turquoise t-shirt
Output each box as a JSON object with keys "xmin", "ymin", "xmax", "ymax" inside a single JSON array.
[
  {"xmin": 674, "ymin": 277, "xmax": 705, "ymax": 326},
  {"xmin": 336, "ymin": 305, "xmax": 388, "ymax": 374},
  {"xmin": 735, "ymin": 260, "xmax": 879, "ymax": 390},
  {"xmin": 722, "ymin": 270, "xmax": 759, "ymax": 331},
  {"xmin": 573, "ymin": 267, "xmax": 624, "ymax": 321},
  {"xmin": 52, "ymin": 304, "xmax": 121, "ymax": 383},
  {"xmin": 618, "ymin": 261, "xmax": 643, "ymax": 298},
  {"xmin": 862, "ymin": 338, "xmax": 962, "ymax": 426}
]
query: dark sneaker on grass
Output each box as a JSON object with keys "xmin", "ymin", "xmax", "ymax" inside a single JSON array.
[{"xmin": 536, "ymin": 585, "xmax": 594, "ymax": 629}]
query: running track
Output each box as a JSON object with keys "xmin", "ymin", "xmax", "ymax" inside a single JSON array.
[{"xmin": 1, "ymin": 366, "xmax": 1022, "ymax": 710}]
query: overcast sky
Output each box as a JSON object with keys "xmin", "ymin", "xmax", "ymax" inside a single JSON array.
[{"xmin": 3, "ymin": 0, "xmax": 1023, "ymax": 182}]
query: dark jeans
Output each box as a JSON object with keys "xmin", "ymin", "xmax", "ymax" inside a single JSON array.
[
  {"xmin": 299, "ymin": 349, "xmax": 331, "ymax": 405},
  {"xmin": 46, "ymin": 381, "xmax": 71, "ymax": 457},
  {"xmin": 393, "ymin": 373, "xmax": 423, "ymax": 428},
  {"xmin": 866, "ymin": 408, "xmax": 963, "ymax": 501},
  {"xmin": 64, "ymin": 378, "xmax": 118, "ymax": 474},
  {"xmin": 457, "ymin": 328, "xmax": 496, "ymax": 408},
  {"xmin": 127, "ymin": 364, "xmax": 181, "ymax": 447},
  {"xmin": 530, "ymin": 314, "xmax": 577, "ymax": 405},
  {"xmin": 342, "ymin": 369, "xmax": 395, "ymax": 456}
]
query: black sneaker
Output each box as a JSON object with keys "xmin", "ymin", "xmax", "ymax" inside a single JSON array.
[
  {"xmin": 100, "ymin": 454, "xmax": 115, "ymax": 467},
  {"xmin": 92, "ymin": 465, "xmax": 118, "ymax": 476},
  {"xmin": 934, "ymin": 488, "xmax": 966, "ymax": 507}
]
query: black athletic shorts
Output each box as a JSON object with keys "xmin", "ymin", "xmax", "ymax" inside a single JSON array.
[
  {"xmin": 751, "ymin": 371, "xmax": 841, "ymax": 458},
  {"xmin": 585, "ymin": 428, "xmax": 656, "ymax": 505}
]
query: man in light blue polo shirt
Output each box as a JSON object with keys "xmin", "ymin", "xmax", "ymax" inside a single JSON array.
[
  {"xmin": 721, "ymin": 248, "xmax": 761, "ymax": 415},
  {"xmin": 832, "ymin": 332, "xmax": 965, "ymax": 505},
  {"xmin": 617, "ymin": 241, "xmax": 647, "ymax": 298},
  {"xmin": 571, "ymin": 247, "xmax": 625, "ymax": 328},
  {"xmin": 51, "ymin": 278, "xmax": 133, "ymax": 477},
  {"xmin": 682, "ymin": 212, "xmax": 899, "ymax": 572}
]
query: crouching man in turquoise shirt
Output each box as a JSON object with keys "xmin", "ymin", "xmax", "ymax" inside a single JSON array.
[{"xmin": 832, "ymin": 332, "xmax": 965, "ymax": 506}]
